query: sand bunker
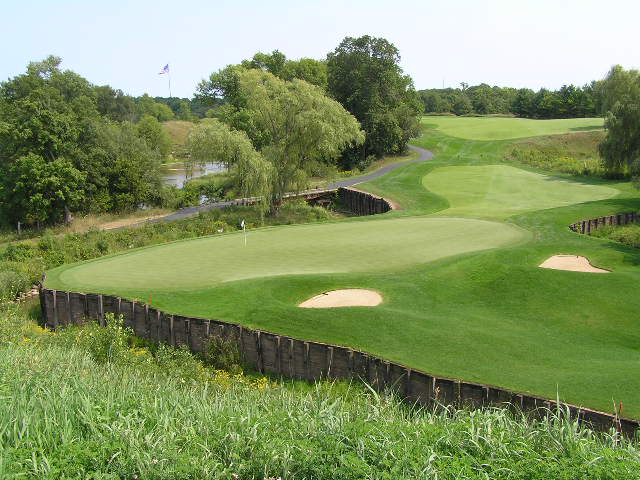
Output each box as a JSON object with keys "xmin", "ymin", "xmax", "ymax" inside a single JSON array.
[
  {"xmin": 539, "ymin": 255, "xmax": 610, "ymax": 273},
  {"xmin": 299, "ymin": 289, "xmax": 383, "ymax": 308}
]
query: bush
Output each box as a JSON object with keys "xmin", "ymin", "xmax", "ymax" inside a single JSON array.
[
  {"xmin": 204, "ymin": 334, "xmax": 243, "ymax": 373},
  {"xmin": 1, "ymin": 243, "xmax": 36, "ymax": 262},
  {"xmin": 56, "ymin": 313, "xmax": 133, "ymax": 364},
  {"xmin": 592, "ymin": 223, "xmax": 640, "ymax": 248},
  {"xmin": 0, "ymin": 269, "xmax": 32, "ymax": 300}
]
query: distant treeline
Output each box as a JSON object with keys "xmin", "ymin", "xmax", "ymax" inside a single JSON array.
[
  {"xmin": 94, "ymin": 88, "xmax": 216, "ymax": 123},
  {"xmin": 418, "ymin": 82, "xmax": 601, "ymax": 119}
]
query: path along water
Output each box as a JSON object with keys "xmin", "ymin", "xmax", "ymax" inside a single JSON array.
[{"xmin": 142, "ymin": 144, "xmax": 433, "ymax": 226}]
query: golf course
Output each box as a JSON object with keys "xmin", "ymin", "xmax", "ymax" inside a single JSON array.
[{"xmin": 45, "ymin": 115, "xmax": 640, "ymax": 419}]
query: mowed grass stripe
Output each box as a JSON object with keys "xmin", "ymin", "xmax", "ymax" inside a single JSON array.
[
  {"xmin": 422, "ymin": 116, "xmax": 604, "ymax": 140},
  {"xmin": 46, "ymin": 217, "xmax": 527, "ymax": 293},
  {"xmin": 422, "ymin": 165, "xmax": 617, "ymax": 219}
]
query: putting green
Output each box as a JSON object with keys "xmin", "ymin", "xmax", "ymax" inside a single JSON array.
[
  {"xmin": 422, "ymin": 165, "xmax": 617, "ymax": 219},
  {"xmin": 46, "ymin": 217, "xmax": 526, "ymax": 293},
  {"xmin": 422, "ymin": 116, "xmax": 604, "ymax": 140}
]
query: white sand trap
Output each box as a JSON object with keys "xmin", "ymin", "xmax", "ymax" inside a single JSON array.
[
  {"xmin": 299, "ymin": 289, "xmax": 383, "ymax": 308},
  {"xmin": 539, "ymin": 255, "xmax": 610, "ymax": 273}
]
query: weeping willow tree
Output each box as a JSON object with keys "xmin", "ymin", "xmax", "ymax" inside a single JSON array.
[
  {"xmin": 599, "ymin": 65, "xmax": 640, "ymax": 180},
  {"xmin": 190, "ymin": 69, "xmax": 364, "ymax": 214},
  {"xmin": 187, "ymin": 119, "xmax": 273, "ymax": 214}
]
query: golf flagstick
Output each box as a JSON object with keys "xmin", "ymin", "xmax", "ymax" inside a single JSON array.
[{"xmin": 241, "ymin": 219, "xmax": 246, "ymax": 246}]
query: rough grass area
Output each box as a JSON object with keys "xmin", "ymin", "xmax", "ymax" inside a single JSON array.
[
  {"xmin": 506, "ymin": 131, "xmax": 607, "ymax": 177},
  {"xmin": 422, "ymin": 115, "xmax": 604, "ymax": 140},
  {"xmin": 162, "ymin": 120, "xmax": 194, "ymax": 146},
  {"xmin": 592, "ymin": 223, "xmax": 640, "ymax": 248},
  {"xmin": 2, "ymin": 303, "xmax": 639, "ymax": 479}
]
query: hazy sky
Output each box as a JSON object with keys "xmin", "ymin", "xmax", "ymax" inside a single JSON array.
[{"xmin": 3, "ymin": 0, "xmax": 638, "ymax": 98}]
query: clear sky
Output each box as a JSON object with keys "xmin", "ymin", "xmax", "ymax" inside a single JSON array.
[{"xmin": 2, "ymin": 0, "xmax": 638, "ymax": 98}]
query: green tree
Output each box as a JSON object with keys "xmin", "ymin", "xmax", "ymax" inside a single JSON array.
[
  {"xmin": 452, "ymin": 95, "xmax": 473, "ymax": 116},
  {"xmin": 0, "ymin": 154, "xmax": 85, "ymax": 224},
  {"xmin": 599, "ymin": 66, "xmax": 640, "ymax": 178},
  {"xmin": 135, "ymin": 115, "xmax": 172, "ymax": 158},
  {"xmin": 281, "ymin": 58, "xmax": 328, "ymax": 90},
  {"xmin": 326, "ymin": 35, "xmax": 421, "ymax": 167},
  {"xmin": 94, "ymin": 85, "xmax": 135, "ymax": 122},
  {"xmin": 0, "ymin": 57, "xmax": 168, "ymax": 221},
  {"xmin": 193, "ymin": 71, "xmax": 363, "ymax": 213},
  {"xmin": 177, "ymin": 100, "xmax": 193, "ymax": 121},
  {"xmin": 187, "ymin": 119, "xmax": 272, "ymax": 201},
  {"xmin": 137, "ymin": 94, "xmax": 175, "ymax": 121}
]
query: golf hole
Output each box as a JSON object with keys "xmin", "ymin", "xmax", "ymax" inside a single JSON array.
[
  {"xmin": 539, "ymin": 255, "xmax": 610, "ymax": 273},
  {"xmin": 299, "ymin": 289, "xmax": 383, "ymax": 308}
]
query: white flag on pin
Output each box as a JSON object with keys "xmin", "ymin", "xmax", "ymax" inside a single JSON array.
[{"xmin": 240, "ymin": 220, "xmax": 245, "ymax": 229}]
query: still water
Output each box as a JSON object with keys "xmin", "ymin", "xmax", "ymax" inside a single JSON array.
[{"xmin": 161, "ymin": 161, "xmax": 226, "ymax": 187}]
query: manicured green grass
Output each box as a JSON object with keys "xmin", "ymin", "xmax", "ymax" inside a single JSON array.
[
  {"xmin": 422, "ymin": 164, "xmax": 616, "ymax": 219},
  {"xmin": 43, "ymin": 119, "xmax": 640, "ymax": 419},
  {"xmin": 422, "ymin": 115, "xmax": 604, "ymax": 140},
  {"xmin": 47, "ymin": 217, "xmax": 526, "ymax": 293}
]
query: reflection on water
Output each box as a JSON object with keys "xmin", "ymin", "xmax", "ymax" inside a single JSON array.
[{"xmin": 161, "ymin": 161, "xmax": 226, "ymax": 187}]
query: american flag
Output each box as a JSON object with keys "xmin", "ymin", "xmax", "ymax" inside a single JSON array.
[{"xmin": 158, "ymin": 64, "xmax": 169, "ymax": 75}]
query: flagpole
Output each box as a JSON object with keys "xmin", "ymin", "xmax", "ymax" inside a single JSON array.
[
  {"xmin": 168, "ymin": 71, "xmax": 171, "ymax": 98},
  {"xmin": 243, "ymin": 223, "xmax": 247, "ymax": 246}
]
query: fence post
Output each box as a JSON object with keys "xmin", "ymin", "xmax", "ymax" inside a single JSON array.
[
  {"xmin": 66, "ymin": 291, "xmax": 72, "ymax": 326},
  {"xmin": 52, "ymin": 289, "xmax": 58, "ymax": 329},
  {"xmin": 98, "ymin": 295, "xmax": 104, "ymax": 326}
]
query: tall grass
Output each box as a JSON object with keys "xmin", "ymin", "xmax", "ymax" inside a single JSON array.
[{"xmin": 1, "ymin": 303, "xmax": 639, "ymax": 479}]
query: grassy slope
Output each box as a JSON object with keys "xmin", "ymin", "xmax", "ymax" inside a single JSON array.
[
  {"xmin": 423, "ymin": 115, "xmax": 604, "ymax": 140},
  {"xmin": 162, "ymin": 120, "xmax": 194, "ymax": 146},
  {"xmin": 6, "ymin": 337, "xmax": 638, "ymax": 479},
  {"xmin": 44, "ymin": 117, "xmax": 640, "ymax": 418}
]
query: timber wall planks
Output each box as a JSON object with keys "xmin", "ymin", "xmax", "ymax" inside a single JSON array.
[
  {"xmin": 39, "ymin": 286, "xmax": 639, "ymax": 437},
  {"xmin": 569, "ymin": 212, "xmax": 639, "ymax": 235}
]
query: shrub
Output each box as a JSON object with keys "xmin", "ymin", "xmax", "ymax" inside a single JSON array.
[
  {"xmin": 57, "ymin": 313, "xmax": 133, "ymax": 364},
  {"xmin": 204, "ymin": 334, "xmax": 243, "ymax": 373},
  {"xmin": 153, "ymin": 343, "xmax": 211, "ymax": 383},
  {"xmin": 592, "ymin": 223, "xmax": 640, "ymax": 248},
  {"xmin": 1, "ymin": 243, "xmax": 36, "ymax": 262},
  {"xmin": 0, "ymin": 269, "xmax": 32, "ymax": 300}
]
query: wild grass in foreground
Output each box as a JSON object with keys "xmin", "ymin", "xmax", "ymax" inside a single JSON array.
[{"xmin": 1, "ymin": 303, "xmax": 639, "ymax": 479}]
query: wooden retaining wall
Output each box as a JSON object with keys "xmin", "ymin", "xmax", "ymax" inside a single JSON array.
[
  {"xmin": 338, "ymin": 188, "xmax": 392, "ymax": 215},
  {"xmin": 570, "ymin": 212, "xmax": 639, "ymax": 235},
  {"xmin": 39, "ymin": 286, "xmax": 639, "ymax": 437}
]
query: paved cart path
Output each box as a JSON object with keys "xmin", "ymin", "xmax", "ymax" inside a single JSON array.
[{"xmin": 125, "ymin": 144, "xmax": 433, "ymax": 227}]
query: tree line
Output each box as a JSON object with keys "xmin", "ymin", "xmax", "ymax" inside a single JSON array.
[
  {"xmin": 4, "ymin": 43, "xmax": 636, "ymax": 226},
  {"xmin": 0, "ymin": 56, "xmax": 179, "ymax": 226},
  {"xmin": 419, "ymin": 82, "xmax": 601, "ymax": 119},
  {"xmin": 0, "ymin": 35, "xmax": 421, "ymax": 224},
  {"xmin": 196, "ymin": 36, "xmax": 422, "ymax": 171}
]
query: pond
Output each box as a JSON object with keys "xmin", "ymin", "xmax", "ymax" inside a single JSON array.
[{"xmin": 161, "ymin": 161, "xmax": 226, "ymax": 187}]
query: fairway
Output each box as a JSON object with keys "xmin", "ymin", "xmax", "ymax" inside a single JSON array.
[
  {"xmin": 422, "ymin": 116, "xmax": 604, "ymax": 140},
  {"xmin": 422, "ymin": 165, "xmax": 617, "ymax": 219},
  {"xmin": 46, "ymin": 217, "xmax": 526, "ymax": 293}
]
